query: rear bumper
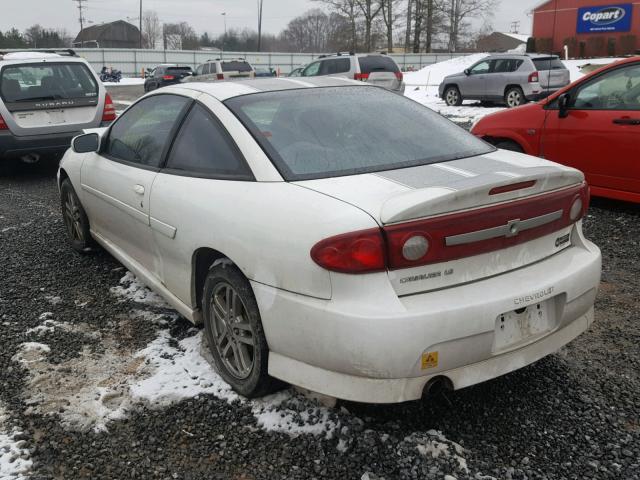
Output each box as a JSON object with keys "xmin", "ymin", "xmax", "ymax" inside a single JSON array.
[
  {"xmin": 253, "ymin": 228, "xmax": 601, "ymax": 403},
  {"xmin": 0, "ymin": 130, "xmax": 80, "ymax": 159}
]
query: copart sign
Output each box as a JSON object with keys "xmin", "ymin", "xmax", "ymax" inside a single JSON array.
[{"xmin": 577, "ymin": 4, "xmax": 633, "ymax": 33}]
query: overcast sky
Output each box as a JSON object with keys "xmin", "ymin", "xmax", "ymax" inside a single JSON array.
[{"xmin": 2, "ymin": 0, "xmax": 541, "ymax": 39}]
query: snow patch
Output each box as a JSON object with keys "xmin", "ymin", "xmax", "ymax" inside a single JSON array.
[
  {"xmin": 408, "ymin": 430, "xmax": 469, "ymax": 474},
  {"xmin": 0, "ymin": 406, "xmax": 32, "ymax": 480},
  {"xmin": 44, "ymin": 295, "xmax": 62, "ymax": 305},
  {"xmin": 110, "ymin": 272, "xmax": 170, "ymax": 308},
  {"xmin": 11, "ymin": 342, "xmax": 50, "ymax": 364}
]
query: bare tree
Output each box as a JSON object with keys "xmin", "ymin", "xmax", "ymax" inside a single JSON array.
[
  {"xmin": 404, "ymin": 0, "xmax": 413, "ymax": 51},
  {"xmin": 142, "ymin": 10, "xmax": 161, "ymax": 49},
  {"xmin": 380, "ymin": 0, "xmax": 401, "ymax": 52},
  {"xmin": 314, "ymin": 0, "xmax": 360, "ymax": 51},
  {"xmin": 355, "ymin": 0, "xmax": 384, "ymax": 52},
  {"xmin": 282, "ymin": 9, "xmax": 332, "ymax": 52},
  {"xmin": 445, "ymin": 0, "xmax": 497, "ymax": 52},
  {"xmin": 163, "ymin": 22, "xmax": 198, "ymax": 50}
]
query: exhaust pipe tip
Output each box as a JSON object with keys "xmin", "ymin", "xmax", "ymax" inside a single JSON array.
[{"xmin": 422, "ymin": 376, "xmax": 453, "ymax": 398}]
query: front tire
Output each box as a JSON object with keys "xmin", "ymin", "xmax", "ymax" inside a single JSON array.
[
  {"xmin": 495, "ymin": 140, "xmax": 524, "ymax": 153},
  {"xmin": 60, "ymin": 179, "xmax": 93, "ymax": 253},
  {"xmin": 444, "ymin": 86, "xmax": 463, "ymax": 106},
  {"xmin": 504, "ymin": 87, "xmax": 525, "ymax": 108},
  {"xmin": 202, "ymin": 264, "xmax": 281, "ymax": 398}
]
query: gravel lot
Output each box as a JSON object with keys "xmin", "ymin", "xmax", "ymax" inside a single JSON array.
[{"xmin": 1, "ymin": 105, "xmax": 639, "ymax": 479}]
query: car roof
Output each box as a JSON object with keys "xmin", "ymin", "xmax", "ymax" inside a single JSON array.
[
  {"xmin": 0, "ymin": 53, "xmax": 87, "ymax": 66},
  {"xmin": 486, "ymin": 53, "xmax": 558, "ymax": 59},
  {"xmin": 167, "ymin": 76, "xmax": 365, "ymax": 101}
]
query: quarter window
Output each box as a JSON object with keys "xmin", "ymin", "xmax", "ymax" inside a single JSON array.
[
  {"xmin": 165, "ymin": 103, "xmax": 252, "ymax": 179},
  {"xmin": 105, "ymin": 94, "xmax": 190, "ymax": 167},
  {"xmin": 573, "ymin": 64, "xmax": 640, "ymax": 111}
]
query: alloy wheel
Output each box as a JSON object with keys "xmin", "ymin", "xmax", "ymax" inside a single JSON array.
[
  {"xmin": 446, "ymin": 89, "xmax": 459, "ymax": 106},
  {"xmin": 209, "ymin": 282, "xmax": 256, "ymax": 379},
  {"xmin": 507, "ymin": 90, "xmax": 522, "ymax": 108},
  {"xmin": 63, "ymin": 190, "xmax": 84, "ymax": 242}
]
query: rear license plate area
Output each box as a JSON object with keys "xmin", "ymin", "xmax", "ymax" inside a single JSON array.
[
  {"xmin": 46, "ymin": 110, "xmax": 66, "ymax": 124},
  {"xmin": 493, "ymin": 298, "xmax": 557, "ymax": 352}
]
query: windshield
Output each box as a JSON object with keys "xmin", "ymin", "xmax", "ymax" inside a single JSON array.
[
  {"xmin": 0, "ymin": 62, "xmax": 98, "ymax": 103},
  {"xmin": 225, "ymin": 86, "xmax": 494, "ymax": 181}
]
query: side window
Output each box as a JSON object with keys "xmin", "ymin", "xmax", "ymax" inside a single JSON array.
[
  {"xmin": 302, "ymin": 62, "xmax": 321, "ymax": 77},
  {"xmin": 203, "ymin": 63, "xmax": 211, "ymax": 75},
  {"xmin": 322, "ymin": 58, "xmax": 350, "ymax": 74},
  {"xmin": 574, "ymin": 64, "xmax": 640, "ymax": 111},
  {"xmin": 492, "ymin": 59, "xmax": 516, "ymax": 73},
  {"xmin": 105, "ymin": 94, "xmax": 190, "ymax": 167},
  {"xmin": 165, "ymin": 103, "xmax": 253, "ymax": 179},
  {"xmin": 470, "ymin": 61, "xmax": 490, "ymax": 75}
]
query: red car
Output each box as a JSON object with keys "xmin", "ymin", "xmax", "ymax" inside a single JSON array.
[{"xmin": 472, "ymin": 57, "xmax": 640, "ymax": 203}]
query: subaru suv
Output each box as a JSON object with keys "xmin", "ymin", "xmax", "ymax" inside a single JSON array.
[
  {"xmin": 439, "ymin": 54, "xmax": 570, "ymax": 108},
  {"xmin": 301, "ymin": 53, "xmax": 405, "ymax": 94},
  {"xmin": 0, "ymin": 49, "xmax": 114, "ymax": 174}
]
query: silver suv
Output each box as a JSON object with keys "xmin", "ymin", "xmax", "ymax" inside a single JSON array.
[
  {"xmin": 189, "ymin": 58, "xmax": 255, "ymax": 82},
  {"xmin": 301, "ymin": 53, "xmax": 405, "ymax": 94},
  {"xmin": 0, "ymin": 49, "xmax": 112, "ymax": 174},
  {"xmin": 438, "ymin": 54, "xmax": 570, "ymax": 108}
]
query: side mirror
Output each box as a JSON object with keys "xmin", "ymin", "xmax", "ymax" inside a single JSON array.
[
  {"xmin": 558, "ymin": 92, "xmax": 571, "ymax": 119},
  {"xmin": 464, "ymin": 69, "xmax": 470, "ymax": 76},
  {"xmin": 72, "ymin": 133, "xmax": 100, "ymax": 154}
]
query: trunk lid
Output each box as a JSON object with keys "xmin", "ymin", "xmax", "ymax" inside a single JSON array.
[{"xmin": 297, "ymin": 150, "xmax": 586, "ymax": 295}]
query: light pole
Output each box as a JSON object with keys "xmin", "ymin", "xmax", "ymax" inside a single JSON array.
[
  {"xmin": 257, "ymin": 0, "xmax": 264, "ymax": 52},
  {"xmin": 222, "ymin": 12, "xmax": 227, "ymax": 52},
  {"xmin": 139, "ymin": 0, "xmax": 143, "ymax": 49}
]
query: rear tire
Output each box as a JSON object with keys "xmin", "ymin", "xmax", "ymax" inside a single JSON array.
[
  {"xmin": 504, "ymin": 87, "xmax": 525, "ymax": 108},
  {"xmin": 495, "ymin": 140, "xmax": 524, "ymax": 153},
  {"xmin": 444, "ymin": 86, "xmax": 463, "ymax": 106},
  {"xmin": 60, "ymin": 179, "xmax": 94, "ymax": 253},
  {"xmin": 202, "ymin": 263, "xmax": 282, "ymax": 398}
]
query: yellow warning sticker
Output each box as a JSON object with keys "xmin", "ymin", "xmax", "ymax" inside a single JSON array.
[{"xmin": 421, "ymin": 351, "xmax": 439, "ymax": 370}]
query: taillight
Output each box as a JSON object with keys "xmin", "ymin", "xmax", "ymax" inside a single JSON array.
[
  {"xmin": 217, "ymin": 73, "xmax": 224, "ymax": 80},
  {"xmin": 311, "ymin": 183, "xmax": 589, "ymax": 274},
  {"xmin": 310, "ymin": 228, "xmax": 386, "ymax": 273},
  {"xmin": 395, "ymin": 71, "xmax": 403, "ymax": 82},
  {"xmin": 102, "ymin": 93, "xmax": 116, "ymax": 122},
  {"xmin": 354, "ymin": 73, "xmax": 369, "ymax": 81},
  {"xmin": 0, "ymin": 113, "xmax": 7, "ymax": 130},
  {"xmin": 163, "ymin": 75, "xmax": 175, "ymax": 80},
  {"xmin": 528, "ymin": 71, "xmax": 539, "ymax": 83}
]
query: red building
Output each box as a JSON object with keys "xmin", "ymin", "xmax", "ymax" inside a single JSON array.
[{"xmin": 532, "ymin": 0, "xmax": 639, "ymax": 57}]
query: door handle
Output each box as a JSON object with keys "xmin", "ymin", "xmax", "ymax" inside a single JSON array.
[
  {"xmin": 133, "ymin": 184, "xmax": 145, "ymax": 195},
  {"xmin": 613, "ymin": 118, "xmax": 640, "ymax": 125}
]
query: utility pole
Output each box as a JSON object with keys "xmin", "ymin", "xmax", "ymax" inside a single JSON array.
[
  {"xmin": 257, "ymin": 0, "xmax": 264, "ymax": 52},
  {"xmin": 72, "ymin": 0, "xmax": 87, "ymax": 47},
  {"xmin": 139, "ymin": 0, "xmax": 143, "ymax": 48},
  {"xmin": 510, "ymin": 20, "xmax": 520, "ymax": 34}
]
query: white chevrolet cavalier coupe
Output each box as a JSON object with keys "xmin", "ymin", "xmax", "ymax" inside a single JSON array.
[{"xmin": 58, "ymin": 78, "xmax": 601, "ymax": 403}]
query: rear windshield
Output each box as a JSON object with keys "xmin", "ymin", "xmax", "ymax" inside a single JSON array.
[
  {"xmin": 167, "ymin": 67, "xmax": 192, "ymax": 73},
  {"xmin": 0, "ymin": 62, "xmax": 98, "ymax": 103},
  {"xmin": 226, "ymin": 86, "xmax": 493, "ymax": 181},
  {"xmin": 533, "ymin": 58, "xmax": 565, "ymax": 71},
  {"xmin": 221, "ymin": 61, "xmax": 253, "ymax": 73},
  {"xmin": 358, "ymin": 56, "xmax": 400, "ymax": 74}
]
